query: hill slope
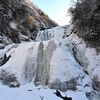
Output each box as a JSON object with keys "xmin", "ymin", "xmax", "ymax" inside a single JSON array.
[{"xmin": 0, "ymin": 0, "xmax": 58, "ymax": 47}]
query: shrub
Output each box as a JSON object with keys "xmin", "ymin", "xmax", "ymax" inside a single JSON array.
[{"xmin": 28, "ymin": 15, "xmax": 36, "ymax": 23}]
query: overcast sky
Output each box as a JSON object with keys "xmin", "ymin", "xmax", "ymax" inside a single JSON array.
[{"xmin": 30, "ymin": 0, "xmax": 71, "ymax": 25}]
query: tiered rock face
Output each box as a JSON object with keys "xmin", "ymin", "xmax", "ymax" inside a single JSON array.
[
  {"xmin": 0, "ymin": 0, "xmax": 58, "ymax": 47},
  {"xmin": 0, "ymin": 26, "xmax": 92, "ymax": 92},
  {"xmin": 0, "ymin": 24, "xmax": 100, "ymax": 99},
  {"xmin": 0, "ymin": 24, "xmax": 100, "ymax": 94},
  {"xmin": 66, "ymin": 25, "xmax": 100, "ymax": 92},
  {"xmin": 0, "ymin": 39, "xmax": 92, "ymax": 91}
]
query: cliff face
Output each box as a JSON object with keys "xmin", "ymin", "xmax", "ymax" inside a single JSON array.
[
  {"xmin": 0, "ymin": 0, "xmax": 58, "ymax": 47},
  {"xmin": 0, "ymin": 25, "xmax": 100, "ymax": 100},
  {"xmin": 0, "ymin": 29, "xmax": 91, "ymax": 92}
]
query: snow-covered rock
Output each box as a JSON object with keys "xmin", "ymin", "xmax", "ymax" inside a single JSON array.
[
  {"xmin": 0, "ymin": 24, "xmax": 100, "ymax": 99},
  {"xmin": 66, "ymin": 32, "xmax": 100, "ymax": 91},
  {"xmin": 0, "ymin": 42, "xmax": 39, "ymax": 85},
  {"xmin": 0, "ymin": 39, "xmax": 93, "ymax": 92},
  {"xmin": 0, "ymin": 44, "xmax": 5, "ymax": 49}
]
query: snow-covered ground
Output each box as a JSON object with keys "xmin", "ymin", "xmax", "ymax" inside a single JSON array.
[{"xmin": 0, "ymin": 80, "xmax": 88, "ymax": 100}]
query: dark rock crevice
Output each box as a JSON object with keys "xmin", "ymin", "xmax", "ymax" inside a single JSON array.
[{"xmin": 0, "ymin": 54, "xmax": 11, "ymax": 66}]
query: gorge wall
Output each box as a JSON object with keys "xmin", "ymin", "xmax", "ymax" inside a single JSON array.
[{"xmin": 0, "ymin": 0, "xmax": 57, "ymax": 47}]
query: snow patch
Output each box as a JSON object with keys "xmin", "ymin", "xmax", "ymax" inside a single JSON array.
[{"xmin": 9, "ymin": 22, "xmax": 17, "ymax": 29}]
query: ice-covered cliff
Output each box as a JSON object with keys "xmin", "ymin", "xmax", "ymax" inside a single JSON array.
[
  {"xmin": 37, "ymin": 25, "xmax": 69, "ymax": 41},
  {"xmin": 0, "ymin": 25, "xmax": 100, "ymax": 100}
]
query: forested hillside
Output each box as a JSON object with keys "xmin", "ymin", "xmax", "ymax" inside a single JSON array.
[{"xmin": 68, "ymin": 0, "xmax": 100, "ymax": 50}]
